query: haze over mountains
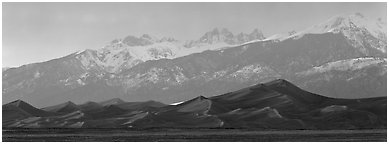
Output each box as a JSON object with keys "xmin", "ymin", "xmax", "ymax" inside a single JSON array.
[
  {"xmin": 2, "ymin": 13, "xmax": 387, "ymax": 108},
  {"xmin": 3, "ymin": 79, "xmax": 386, "ymax": 129}
]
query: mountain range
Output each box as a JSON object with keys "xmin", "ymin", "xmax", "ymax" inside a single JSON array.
[
  {"xmin": 3, "ymin": 79, "xmax": 386, "ymax": 129},
  {"xmin": 2, "ymin": 13, "xmax": 387, "ymax": 108}
]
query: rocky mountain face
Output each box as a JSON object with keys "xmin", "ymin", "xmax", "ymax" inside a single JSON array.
[
  {"xmin": 185, "ymin": 28, "xmax": 265, "ymax": 47},
  {"xmin": 78, "ymin": 28, "xmax": 266, "ymax": 74},
  {"xmin": 2, "ymin": 13, "xmax": 386, "ymax": 108},
  {"xmin": 3, "ymin": 79, "xmax": 386, "ymax": 129},
  {"xmin": 295, "ymin": 57, "xmax": 386, "ymax": 98}
]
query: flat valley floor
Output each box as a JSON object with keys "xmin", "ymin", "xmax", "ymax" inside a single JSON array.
[{"xmin": 2, "ymin": 128, "xmax": 387, "ymax": 142}]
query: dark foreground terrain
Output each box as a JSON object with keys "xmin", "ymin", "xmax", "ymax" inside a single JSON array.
[
  {"xmin": 3, "ymin": 79, "xmax": 387, "ymax": 142},
  {"xmin": 3, "ymin": 80, "xmax": 387, "ymax": 130},
  {"xmin": 2, "ymin": 128, "xmax": 386, "ymax": 142}
]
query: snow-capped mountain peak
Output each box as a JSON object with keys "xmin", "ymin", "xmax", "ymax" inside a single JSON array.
[
  {"xmin": 260, "ymin": 13, "xmax": 386, "ymax": 43},
  {"xmin": 73, "ymin": 12, "xmax": 386, "ymax": 74},
  {"xmin": 73, "ymin": 28, "xmax": 266, "ymax": 73},
  {"xmin": 249, "ymin": 28, "xmax": 265, "ymax": 39},
  {"xmin": 257, "ymin": 13, "xmax": 387, "ymax": 54},
  {"xmin": 299, "ymin": 13, "xmax": 386, "ymax": 39},
  {"xmin": 194, "ymin": 27, "xmax": 265, "ymax": 46},
  {"xmin": 61, "ymin": 13, "xmax": 389, "ymax": 75},
  {"xmin": 140, "ymin": 34, "xmax": 159, "ymax": 42},
  {"xmin": 121, "ymin": 35, "xmax": 154, "ymax": 47},
  {"xmin": 198, "ymin": 28, "xmax": 233, "ymax": 44}
]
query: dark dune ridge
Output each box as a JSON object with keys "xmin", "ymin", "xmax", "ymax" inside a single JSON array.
[{"xmin": 2, "ymin": 79, "xmax": 386, "ymax": 129}]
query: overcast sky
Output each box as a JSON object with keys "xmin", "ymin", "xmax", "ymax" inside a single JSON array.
[{"xmin": 2, "ymin": 2, "xmax": 386, "ymax": 67}]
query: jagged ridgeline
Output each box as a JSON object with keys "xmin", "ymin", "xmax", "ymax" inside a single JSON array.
[{"xmin": 3, "ymin": 79, "xmax": 386, "ymax": 129}]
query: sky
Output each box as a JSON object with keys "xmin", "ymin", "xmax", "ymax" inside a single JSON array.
[{"xmin": 2, "ymin": 2, "xmax": 387, "ymax": 67}]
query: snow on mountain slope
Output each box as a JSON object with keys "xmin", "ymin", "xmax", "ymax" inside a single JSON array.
[
  {"xmin": 299, "ymin": 13, "xmax": 386, "ymax": 40},
  {"xmin": 294, "ymin": 57, "xmax": 386, "ymax": 99},
  {"xmin": 298, "ymin": 57, "xmax": 387, "ymax": 76},
  {"xmin": 170, "ymin": 100, "xmax": 186, "ymax": 105},
  {"xmin": 255, "ymin": 13, "xmax": 386, "ymax": 54},
  {"xmin": 74, "ymin": 28, "xmax": 265, "ymax": 73},
  {"xmin": 297, "ymin": 13, "xmax": 386, "ymax": 53}
]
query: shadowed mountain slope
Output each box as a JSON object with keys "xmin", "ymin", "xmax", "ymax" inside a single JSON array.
[
  {"xmin": 2, "ymin": 100, "xmax": 54, "ymax": 122},
  {"xmin": 78, "ymin": 101, "xmax": 104, "ymax": 112},
  {"xmin": 115, "ymin": 100, "xmax": 167, "ymax": 111},
  {"xmin": 2, "ymin": 79, "xmax": 386, "ymax": 129},
  {"xmin": 42, "ymin": 101, "xmax": 80, "ymax": 114},
  {"xmin": 99, "ymin": 98, "xmax": 126, "ymax": 106}
]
